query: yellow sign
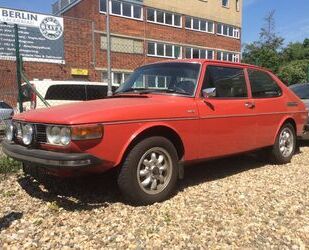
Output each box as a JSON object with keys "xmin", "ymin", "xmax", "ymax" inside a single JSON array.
[{"xmin": 71, "ymin": 68, "xmax": 89, "ymax": 76}]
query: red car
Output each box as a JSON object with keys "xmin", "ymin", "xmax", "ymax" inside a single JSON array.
[{"xmin": 3, "ymin": 60, "xmax": 308, "ymax": 204}]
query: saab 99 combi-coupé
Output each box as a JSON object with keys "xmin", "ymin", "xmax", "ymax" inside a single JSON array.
[{"xmin": 3, "ymin": 60, "xmax": 307, "ymax": 205}]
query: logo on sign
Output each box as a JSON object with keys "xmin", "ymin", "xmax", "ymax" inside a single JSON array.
[{"xmin": 40, "ymin": 17, "xmax": 63, "ymax": 40}]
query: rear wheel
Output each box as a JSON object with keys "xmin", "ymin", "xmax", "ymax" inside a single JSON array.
[
  {"xmin": 270, "ymin": 123, "xmax": 296, "ymax": 164},
  {"xmin": 117, "ymin": 136, "xmax": 179, "ymax": 205}
]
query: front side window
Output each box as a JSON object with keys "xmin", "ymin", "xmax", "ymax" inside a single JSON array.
[
  {"xmin": 116, "ymin": 63, "xmax": 201, "ymax": 96},
  {"xmin": 202, "ymin": 66, "xmax": 248, "ymax": 98},
  {"xmin": 248, "ymin": 70, "xmax": 282, "ymax": 98}
]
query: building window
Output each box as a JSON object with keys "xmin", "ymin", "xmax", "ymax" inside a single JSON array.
[
  {"xmin": 147, "ymin": 8, "xmax": 182, "ymax": 28},
  {"xmin": 185, "ymin": 47, "xmax": 214, "ymax": 59},
  {"xmin": 217, "ymin": 23, "xmax": 240, "ymax": 39},
  {"xmin": 102, "ymin": 71, "xmax": 131, "ymax": 85},
  {"xmin": 147, "ymin": 42, "xmax": 182, "ymax": 59},
  {"xmin": 99, "ymin": 0, "xmax": 107, "ymax": 12},
  {"xmin": 101, "ymin": 35, "xmax": 144, "ymax": 54},
  {"xmin": 222, "ymin": 0, "xmax": 229, "ymax": 7},
  {"xmin": 100, "ymin": 0, "xmax": 143, "ymax": 20},
  {"xmin": 217, "ymin": 51, "xmax": 240, "ymax": 62},
  {"xmin": 185, "ymin": 16, "xmax": 214, "ymax": 33},
  {"xmin": 236, "ymin": 0, "xmax": 240, "ymax": 11}
]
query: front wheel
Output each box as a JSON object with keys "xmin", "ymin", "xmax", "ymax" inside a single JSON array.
[
  {"xmin": 270, "ymin": 123, "xmax": 296, "ymax": 164},
  {"xmin": 117, "ymin": 136, "xmax": 179, "ymax": 205}
]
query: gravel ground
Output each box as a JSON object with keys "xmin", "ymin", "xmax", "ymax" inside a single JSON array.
[{"xmin": 0, "ymin": 145, "xmax": 309, "ymax": 249}]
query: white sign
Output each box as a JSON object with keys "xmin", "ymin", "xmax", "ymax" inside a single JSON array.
[{"xmin": 0, "ymin": 8, "xmax": 65, "ymax": 64}]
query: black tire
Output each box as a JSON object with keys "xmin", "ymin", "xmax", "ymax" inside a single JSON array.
[
  {"xmin": 117, "ymin": 136, "xmax": 179, "ymax": 205},
  {"xmin": 270, "ymin": 123, "xmax": 296, "ymax": 164}
]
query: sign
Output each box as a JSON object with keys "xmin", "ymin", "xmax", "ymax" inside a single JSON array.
[
  {"xmin": 0, "ymin": 7, "xmax": 65, "ymax": 64},
  {"xmin": 71, "ymin": 68, "xmax": 89, "ymax": 76}
]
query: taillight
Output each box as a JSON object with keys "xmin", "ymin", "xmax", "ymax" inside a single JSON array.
[{"xmin": 30, "ymin": 84, "xmax": 36, "ymax": 109}]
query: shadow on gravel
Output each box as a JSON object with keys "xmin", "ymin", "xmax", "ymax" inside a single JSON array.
[
  {"xmin": 0, "ymin": 212, "xmax": 23, "ymax": 231},
  {"xmin": 16, "ymin": 148, "xmax": 306, "ymax": 210},
  {"xmin": 178, "ymin": 153, "xmax": 267, "ymax": 191},
  {"xmin": 17, "ymin": 169, "xmax": 122, "ymax": 212}
]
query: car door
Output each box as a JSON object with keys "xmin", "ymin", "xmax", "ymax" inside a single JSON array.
[
  {"xmin": 196, "ymin": 64, "xmax": 257, "ymax": 159},
  {"xmin": 247, "ymin": 68, "xmax": 284, "ymax": 147}
]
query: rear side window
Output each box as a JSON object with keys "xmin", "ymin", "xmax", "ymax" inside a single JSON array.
[
  {"xmin": 248, "ymin": 70, "xmax": 282, "ymax": 98},
  {"xmin": 45, "ymin": 85, "xmax": 87, "ymax": 101},
  {"xmin": 202, "ymin": 66, "xmax": 248, "ymax": 98}
]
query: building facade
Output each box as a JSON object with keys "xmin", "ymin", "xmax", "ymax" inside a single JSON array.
[
  {"xmin": 55, "ymin": 0, "xmax": 242, "ymax": 85},
  {"xmin": 0, "ymin": 0, "xmax": 242, "ymax": 105}
]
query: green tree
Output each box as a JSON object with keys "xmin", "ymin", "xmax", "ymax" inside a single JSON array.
[{"xmin": 242, "ymin": 10, "xmax": 284, "ymax": 73}]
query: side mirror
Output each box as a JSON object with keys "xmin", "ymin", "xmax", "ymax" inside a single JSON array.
[{"xmin": 202, "ymin": 88, "xmax": 216, "ymax": 98}]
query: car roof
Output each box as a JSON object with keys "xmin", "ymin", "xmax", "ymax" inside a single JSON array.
[{"xmin": 142, "ymin": 59, "xmax": 270, "ymax": 71}]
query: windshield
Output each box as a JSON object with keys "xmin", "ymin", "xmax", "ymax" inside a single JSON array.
[
  {"xmin": 290, "ymin": 84, "xmax": 309, "ymax": 99},
  {"xmin": 116, "ymin": 62, "xmax": 201, "ymax": 96}
]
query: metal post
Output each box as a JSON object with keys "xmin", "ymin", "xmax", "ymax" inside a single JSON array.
[
  {"xmin": 14, "ymin": 24, "xmax": 23, "ymax": 113},
  {"xmin": 106, "ymin": 0, "xmax": 113, "ymax": 96},
  {"xmin": 307, "ymin": 65, "xmax": 309, "ymax": 82}
]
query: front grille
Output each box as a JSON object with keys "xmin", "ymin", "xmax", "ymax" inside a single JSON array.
[{"xmin": 35, "ymin": 124, "xmax": 47, "ymax": 144}]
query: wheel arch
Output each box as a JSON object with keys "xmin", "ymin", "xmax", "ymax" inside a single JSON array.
[
  {"xmin": 116, "ymin": 124, "xmax": 185, "ymax": 167},
  {"xmin": 273, "ymin": 116, "xmax": 297, "ymax": 144}
]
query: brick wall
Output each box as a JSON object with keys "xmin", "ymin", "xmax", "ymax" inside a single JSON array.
[{"xmin": 0, "ymin": 0, "xmax": 242, "ymax": 106}]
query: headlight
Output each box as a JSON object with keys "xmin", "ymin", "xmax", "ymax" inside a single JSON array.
[
  {"xmin": 71, "ymin": 125, "xmax": 103, "ymax": 140},
  {"xmin": 47, "ymin": 126, "xmax": 71, "ymax": 146},
  {"xmin": 60, "ymin": 127, "xmax": 71, "ymax": 146},
  {"xmin": 5, "ymin": 123, "xmax": 14, "ymax": 141},
  {"xmin": 22, "ymin": 124, "xmax": 34, "ymax": 146}
]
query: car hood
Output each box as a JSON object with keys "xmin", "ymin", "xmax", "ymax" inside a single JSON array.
[{"xmin": 14, "ymin": 95, "xmax": 197, "ymax": 125}]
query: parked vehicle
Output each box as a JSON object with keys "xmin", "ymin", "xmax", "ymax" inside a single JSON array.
[
  {"xmin": 0, "ymin": 101, "xmax": 14, "ymax": 138},
  {"xmin": 289, "ymin": 83, "xmax": 309, "ymax": 139},
  {"xmin": 21, "ymin": 80, "xmax": 119, "ymax": 111},
  {"xmin": 3, "ymin": 60, "xmax": 308, "ymax": 205}
]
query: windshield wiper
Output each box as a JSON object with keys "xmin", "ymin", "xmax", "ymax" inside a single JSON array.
[{"xmin": 116, "ymin": 89, "xmax": 191, "ymax": 96}]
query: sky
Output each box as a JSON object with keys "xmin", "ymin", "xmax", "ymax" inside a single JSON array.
[{"xmin": 1, "ymin": 0, "xmax": 309, "ymax": 46}]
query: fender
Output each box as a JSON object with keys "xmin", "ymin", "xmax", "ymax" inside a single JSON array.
[
  {"xmin": 272, "ymin": 115, "xmax": 296, "ymax": 144},
  {"xmin": 114, "ymin": 121, "xmax": 184, "ymax": 167}
]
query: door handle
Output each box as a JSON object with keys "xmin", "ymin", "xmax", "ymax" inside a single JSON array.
[{"xmin": 245, "ymin": 102, "xmax": 255, "ymax": 109}]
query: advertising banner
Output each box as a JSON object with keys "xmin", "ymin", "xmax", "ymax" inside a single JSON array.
[{"xmin": 0, "ymin": 7, "xmax": 65, "ymax": 64}]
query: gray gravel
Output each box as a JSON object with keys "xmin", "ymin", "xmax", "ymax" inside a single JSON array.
[{"xmin": 1, "ymin": 145, "xmax": 309, "ymax": 249}]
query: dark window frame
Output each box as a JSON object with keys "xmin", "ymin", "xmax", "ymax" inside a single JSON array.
[
  {"xmin": 247, "ymin": 69, "xmax": 282, "ymax": 99},
  {"xmin": 201, "ymin": 65, "xmax": 249, "ymax": 99}
]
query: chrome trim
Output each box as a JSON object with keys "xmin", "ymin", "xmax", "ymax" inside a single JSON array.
[{"xmin": 13, "ymin": 111, "xmax": 306, "ymax": 127}]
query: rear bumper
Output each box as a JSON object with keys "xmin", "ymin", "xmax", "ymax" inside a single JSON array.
[{"xmin": 2, "ymin": 141, "xmax": 101, "ymax": 169}]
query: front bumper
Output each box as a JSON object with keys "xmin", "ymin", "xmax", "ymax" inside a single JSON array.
[{"xmin": 2, "ymin": 141, "xmax": 101, "ymax": 169}]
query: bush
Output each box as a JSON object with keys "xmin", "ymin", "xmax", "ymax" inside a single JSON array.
[
  {"xmin": 0, "ymin": 156, "xmax": 22, "ymax": 174},
  {"xmin": 277, "ymin": 60, "xmax": 309, "ymax": 85}
]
